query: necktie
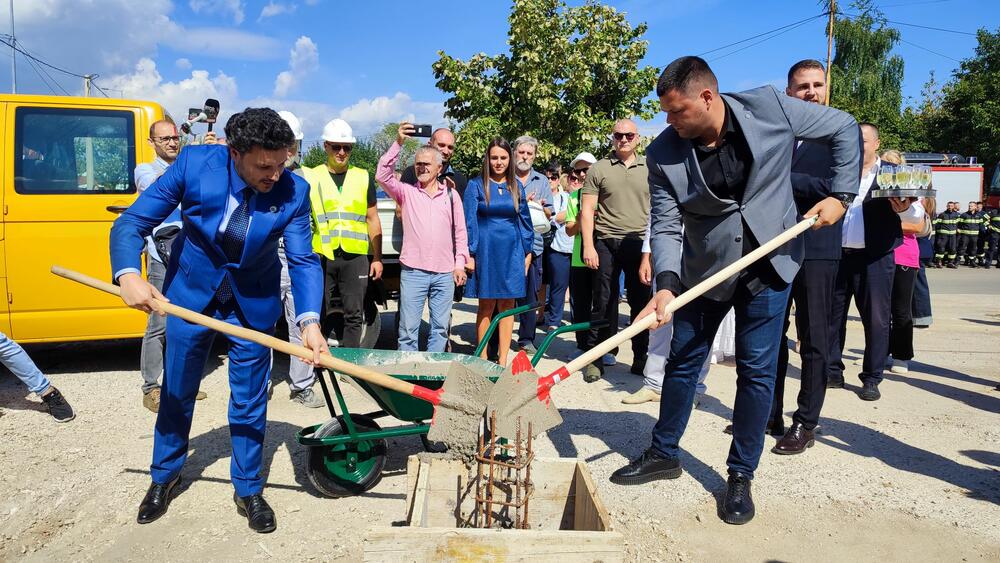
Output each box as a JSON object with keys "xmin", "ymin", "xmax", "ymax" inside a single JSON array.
[{"xmin": 216, "ymin": 189, "xmax": 252, "ymax": 304}]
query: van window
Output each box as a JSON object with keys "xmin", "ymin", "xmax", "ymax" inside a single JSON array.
[{"xmin": 14, "ymin": 107, "xmax": 136, "ymax": 194}]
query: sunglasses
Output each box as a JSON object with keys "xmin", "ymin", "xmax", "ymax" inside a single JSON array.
[
  {"xmin": 572, "ymin": 168, "xmax": 589, "ymax": 175},
  {"xmin": 325, "ymin": 143, "xmax": 353, "ymax": 153},
  {"xmin": 612, "ymin": 132, "xmax": 637, "ymax": 141},
  {"xmin": 546, "ymin": 173, "xmax": 560, "ymax": 180}
]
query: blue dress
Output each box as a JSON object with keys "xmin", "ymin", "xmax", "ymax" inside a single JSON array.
[{"xmin": 463, "ymin": 177, "xmax": 534, "ymax": 299}]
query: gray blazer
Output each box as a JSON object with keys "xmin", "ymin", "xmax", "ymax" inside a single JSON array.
[{"xmin": 648, "ymin": 85, "xmax": 861, "ymax": 301}]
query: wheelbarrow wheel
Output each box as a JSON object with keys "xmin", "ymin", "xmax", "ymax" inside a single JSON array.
[{"xmin": 306, "ymin": 414, "xmax": 387, "ymax": 498}]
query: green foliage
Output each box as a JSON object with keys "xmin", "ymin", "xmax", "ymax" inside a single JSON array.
[
  {"xmin": 74, "ymin": 137, "xmax": 129, "ymax": 191},
  {"xmin": 433, "ymin": 0, "xmax": 659, "ymax": 173},
  {"xmin": 300, "ymin": 123, "xmax": 422, "ymax": 174},
  {"xmin": 827, "ymin": 0, "xmax": 906, "ymax": 149},
  {"xmin": 925, "ymin": 27, "xmax": 1000, "ymax": 167}
]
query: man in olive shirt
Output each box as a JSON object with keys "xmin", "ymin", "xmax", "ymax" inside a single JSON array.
[{"xmin": 580, "ymin": 119, "xmax": 652, "ymax": 381}]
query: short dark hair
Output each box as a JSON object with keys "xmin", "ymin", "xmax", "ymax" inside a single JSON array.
[
  {"xmin": 224, "ymin": 108, "xmax": 295, "ymax": 154},
  {"xmin": 656, "ymin": 56, "xmax": 718, "ymax": 97},
  {"xmin": 787, "ymin": 59, "xmax": 826, "ymax": 85}
]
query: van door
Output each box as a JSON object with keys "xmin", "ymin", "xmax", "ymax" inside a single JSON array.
[
  {"xmin": 5, "ymin": 103, "xmax": 144, "ymax": 342},
  {"xmin": 0, "ymin": 101, "xmax": 9, "ymax": 337}
]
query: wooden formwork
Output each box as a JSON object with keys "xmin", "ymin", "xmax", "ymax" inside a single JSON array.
[{"xmin": 363, "ymin": 455, "xmax": 624, "ymax": 562}]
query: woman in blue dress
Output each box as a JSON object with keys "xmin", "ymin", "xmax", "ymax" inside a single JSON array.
[{"xmin": 463, "ymin": 138, "xmax": 534, "ymax": 366}]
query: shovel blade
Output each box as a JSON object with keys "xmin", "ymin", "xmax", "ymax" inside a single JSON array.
[
  {"xmin": 426, "ymin": 361, "xmax": 493, "ymax": 457},
  {"xmin": 486, "ymin": 351, "xmax": 562, "ymax": 439}
]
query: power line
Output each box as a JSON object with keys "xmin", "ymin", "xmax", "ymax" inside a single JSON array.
[
  {"xmin": 710, "ymin": 16, "xmax": 826, "ymax": 62},
  {"xmin": 0, "ymin": 36, "xmax": 89, "ymax": 78},
  {"xmin": 899, "ymin": 38, "xmax": 963, "ymax": 62},
  {"xmin": 840, "ymin": 12, "xmax": 976, "ymax": 35},
  {"xmin": 698, "ymin": 13, "xmax": 828, "ymax": 57},
  {"xmin": 878, "ymin": 0, "xmax": 953, "ymax": 8}
]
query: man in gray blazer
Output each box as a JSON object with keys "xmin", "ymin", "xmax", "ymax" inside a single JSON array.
[{"xmin": 609, "ymin": 56, "xmax": 861, "ymax": 526}]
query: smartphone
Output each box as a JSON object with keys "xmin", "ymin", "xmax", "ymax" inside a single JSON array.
[{"xmin": 411, "ymin": 124, "xmax": 433, "ymax": 137}]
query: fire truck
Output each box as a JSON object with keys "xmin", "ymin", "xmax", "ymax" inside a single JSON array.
[{"xmin": 903, "ymin": 153, "xmax": 1000, "ymax": 208}]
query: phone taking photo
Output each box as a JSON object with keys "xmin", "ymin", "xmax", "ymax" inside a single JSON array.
[{"xmin": 411, "ymin": 124, "xmax": 433, "ymax": 137}]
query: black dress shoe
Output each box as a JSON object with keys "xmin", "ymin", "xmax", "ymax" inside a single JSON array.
[
  {"xmin": 858, "ymin": 381, "xmax": 881, "ymax": 401},
  {"xmin": 629, "ymin": 356, "xmax": 647, "ymax": 376},
  {"xmin": 772, "ymin": 423, "xmax": 815, "ymax": 455},
  {"xmin": 234, "ymin": 492, "xmax": 277, "ymax": 533},
  {"xmin": 723, "ymin": 419, "xmax": 784, "ymax": 437},
  {"xmin": 720, "ymin": 472, "xmax": 755, "ymax": 525},
  {"xmin": 609, "ymin": 448, "xmax": 682, "ymax": 485},
  {"xmin": 826, "ymin": 376, "xmax": 845, "ymax": 389},
  {"xmin": 137, "ymin": 475, "xmax": 181, "ymax": 524}
]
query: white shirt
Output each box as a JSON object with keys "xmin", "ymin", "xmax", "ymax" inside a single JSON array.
[{"xmin": 841, "ymin": 159, "xmax": 879, "ymax": 249}]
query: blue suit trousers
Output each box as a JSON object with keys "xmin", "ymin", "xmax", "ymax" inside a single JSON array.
[{"xmin": 151, "ymin": 305, "xmax": 272, "ymax": 497}]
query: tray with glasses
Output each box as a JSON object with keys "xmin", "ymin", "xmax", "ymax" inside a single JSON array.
[{"xmin": 871, "ymin": 163, "xmax": 936, "ymax": 198}]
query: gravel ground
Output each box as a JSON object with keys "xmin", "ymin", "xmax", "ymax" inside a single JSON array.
[{"xmin": 1, "ymin": 275, "xmax": 998, "ymax": 562}]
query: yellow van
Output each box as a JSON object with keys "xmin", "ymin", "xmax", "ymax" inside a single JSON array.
[{"xmin": 2, "ymin": 94, "xmax": 167, "ymax": 342}]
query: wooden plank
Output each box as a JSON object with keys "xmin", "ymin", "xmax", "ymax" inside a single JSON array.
[
  {"xmin": 572, "ymin": 461, "xmax": 612, "ymax": 532},
  {"xmin": 363, "ymin": 527, "xmax": 624, "ymax": 563}
]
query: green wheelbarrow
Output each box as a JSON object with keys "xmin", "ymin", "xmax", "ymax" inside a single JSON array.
[{"xmin": 295, "ymin": 303, "xmax": 604, "ymax": 497}]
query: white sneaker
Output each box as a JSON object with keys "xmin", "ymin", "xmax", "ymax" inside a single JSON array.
[
  {"xmin": 621, "ymin": 387, "xmax": 660, "ymax": 404},
  {"xmin": 602, "ymin": 353, "xmax": 617, "ymax": 367},
  {"xmin": 891, "ymin": 359, "xmax": 909, "ymax": 374}
]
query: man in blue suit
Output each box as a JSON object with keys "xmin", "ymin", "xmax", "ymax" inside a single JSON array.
[{"xmin": 111, "ymin": 108, "xmax": 326, "ymax": 533}]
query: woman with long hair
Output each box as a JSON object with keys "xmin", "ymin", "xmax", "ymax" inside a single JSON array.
[{"xmin": 463, "ymin": 138, "xmax": 534, "ymax": 365}]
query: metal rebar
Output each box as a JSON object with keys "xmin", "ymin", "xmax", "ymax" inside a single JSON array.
[
  {"xmin": 486, "ymin": 411, "xmax": 497, "ymax": 529},
  {"xmin": 515, "ymin": 417, "xmax": 522, "ymax": 529},
  {"xmin": 524, "ymin": 421, "xmax": 533, "ymax": 529},
  {"xmin": 475, "ymin": 422, "xmax": 485, "ymax": 528}
]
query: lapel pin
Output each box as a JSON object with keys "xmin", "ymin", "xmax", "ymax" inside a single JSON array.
[{"xmin": 269, "ymin": 206, "xmax": 278, "ymax": 213}]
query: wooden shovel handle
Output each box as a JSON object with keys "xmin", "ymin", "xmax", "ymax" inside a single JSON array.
[
  {"xmin": 558, "ymin": 217, "xmax": 818, "ymax": 377},
  {"xmin": 50, "ymin": 266, "xmax": 428, "ymax": 401}
]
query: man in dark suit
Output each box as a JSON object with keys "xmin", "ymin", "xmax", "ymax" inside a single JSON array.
[
  {"xmin": 111, "ymin": 108, "xmax": 327, "ymax": 533},
  {"xmin": 610, "ymin": 56, "xmax": 860, "ymax": 525},
  {"xmin": 770, "ymin": 59, "xmax": 855, "ymax": 454},
  {"xmin": 827, "ymin": 122, "xmax": 919, "ymax": 401}
]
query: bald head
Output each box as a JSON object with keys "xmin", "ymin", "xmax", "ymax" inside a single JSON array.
[
  {"xmin": 429, "ymin": 128, "xmax": 456, "ymax": 164},
  {"xmin": 611, "ymin": 118, "xmax": 640, "ymax": 161}
]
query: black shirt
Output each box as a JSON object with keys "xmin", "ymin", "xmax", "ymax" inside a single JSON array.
[
  {"xmin": 658, "ymin": 100, "xmax": 784, "ymax": 298},
  {"xmin": 328, "ymin": 170, "xmax": 377, "ymax": 207}
]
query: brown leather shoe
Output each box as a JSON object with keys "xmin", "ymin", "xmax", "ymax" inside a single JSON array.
[{"xmin": 771, "ymin": 423, "xmax": 815, "ymax": 455}]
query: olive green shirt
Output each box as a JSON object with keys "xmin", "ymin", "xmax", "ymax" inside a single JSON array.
[{"xmin": 580, "ymin": 153, "xmax": 649, "ymax": 238}]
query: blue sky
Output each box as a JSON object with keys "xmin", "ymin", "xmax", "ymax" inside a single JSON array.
[{"xmin": 2, "ymin": 0, "xmax": 996, "ymax": 142}]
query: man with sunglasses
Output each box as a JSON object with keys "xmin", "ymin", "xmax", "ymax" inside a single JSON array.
[
  {"xmin": 303, "ymin": 119, "xmax": 383, "ymax": 349},
  {"xmin": 580, "ymin": 119, "xmax": 653, "ymax": 381},
  {"xmin": 133, "ymin": 119, "xmax": 207, "ymax": 412}
]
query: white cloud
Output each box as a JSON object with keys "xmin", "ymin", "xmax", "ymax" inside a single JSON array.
[
  {"xmin": 337, "ymin": 92, "xmax": 446, "ymax": 136},
  {"xmin": 164, "ymin": 28, "xmax": 284, "ymax": 61},
  {"xmin": 273, "ymin": 36, "xmax": 319, "ymax": 97},
  {"xmin": 189, "ymin": 0, "xmax": 245, "ymax": 25},
  {"xmin": 259, "ymin": 1, "xmax": 296, "ymax": 20},
  {"xmin": 175, "ymin": 58, "xmax": 192, "ymax": 70}
]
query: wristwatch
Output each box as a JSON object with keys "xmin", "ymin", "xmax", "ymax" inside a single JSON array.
[
  {"xmin": 299, "ymin": 317, "xmax": 321, "ymax": 330},
  {"xmin": 831, "ymin": 193, "xmax": 856, "ymax": 209}
]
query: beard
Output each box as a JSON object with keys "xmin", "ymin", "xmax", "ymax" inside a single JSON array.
[{"xmin": 515, "ymin": 159, "xmax": 532, "ymax": 173}]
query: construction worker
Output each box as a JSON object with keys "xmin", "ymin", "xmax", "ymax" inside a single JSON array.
[
  {"xmin": 985, "ymin": 206, "xmax": 1000, "ymax": 269},
  {"xmin": 957, "ymin": 201, "xmax": 980, "ymax": 267},
  {"xmin": 932, "ymin": 202, "xmax": 959, "ymax": 268},
  {"xmin": 303, "ymin": 119, "xmax": 382, "ymax": 348}
]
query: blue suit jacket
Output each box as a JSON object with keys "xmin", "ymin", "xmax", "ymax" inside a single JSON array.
[{"xmin": 110, "ymin": 145, "xmax": 322, "ymax": 331}]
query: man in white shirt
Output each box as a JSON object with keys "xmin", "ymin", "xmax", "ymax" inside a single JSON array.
[{"xmin": 827, "ymin": 122, "xmax": 921, "ymax": 401}]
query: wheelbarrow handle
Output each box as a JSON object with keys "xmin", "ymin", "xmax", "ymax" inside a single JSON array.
[
  {"xmin": 50, "ymin": 266, "xmax": 434, "ymax": 404},
  {"xmin": 542, "ymin": 216, "xmax": 818, "ymax": 388},
  {"xmin": 472, "ymin": 302, "xmax": 541, "ymax": 357}
]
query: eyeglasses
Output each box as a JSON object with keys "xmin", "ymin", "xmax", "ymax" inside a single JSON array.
[
  {"xmin": 612, "ymin": 132, "xmax": 637, "ymax": 141},
  {"xmin": 414, "ymin": 161, "xmax": 435, "ymax": 169},
  {"xmin": 572, "ymin": 168, "xmax": 589, "ymax": 176},
  {"xmin": 152, "ymin": 136, "xmax": 180, "ymax": 144},
  {"xmin": 325, "ymin": 143, "xmax": 353, "ymax": 153}
]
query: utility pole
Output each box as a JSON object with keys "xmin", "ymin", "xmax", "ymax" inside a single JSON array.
[
  {"xmin": 84, "ymin": 74, "xmax": 94, "ymax": 97},
  {"xmin": 9, "ymin": 0, "xmax": 15, "ymax": 94},
  {"xmin": 825, "ymin": 0, "xmax": 836, "ymax": 106}
]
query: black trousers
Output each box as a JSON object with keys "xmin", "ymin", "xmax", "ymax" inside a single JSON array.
[
  {"xmin": 933, "ymin": 233, "xmax": 957, "ymax": 263},
  {"xmin": 569, "ymin": 266, "xmax": 595, "ymax": 351},
  {"xmin": 829, "ymin": 249, "xmax": 895, "ymax": 385},
  {"xmin": 771, "ymin": 259, "xmax": 838, "ymax": 430},
  {"xmin": 985, "ymin": 232, "xmax": 1000, "ymax": 266},
  {"xmin": 587, "ymin": 237, "xmax": 651, "ymax": 371},
  {"xmin": 322, "ymin": 252, "xmax": 368, "ymax": 348},
  {"xmin": 957, "ymin": 233, "xmax": 978, "ymax": 262},
  {"xmin": 889, "ymin": 264, "xmax": 917, "ymax": 361}
]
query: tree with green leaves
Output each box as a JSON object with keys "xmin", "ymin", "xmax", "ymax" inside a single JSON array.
[
  {"xmin": 827, "ymin": 0, "xmax": 905, "ymax": 148},
  {"xmin": 300, "ymin": 123, "xmax": 421, "ymax": 176},
  {"xmin": 433, "ymin": 0, "xmax": 659, "ymax": 172},
  {"xmin": 926, "ymin": 27, "xmax": 1000, "ymax": 167}
]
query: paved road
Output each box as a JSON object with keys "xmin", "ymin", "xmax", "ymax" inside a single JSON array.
[{"xmin": 926, "ymin": 267, "xmax": 1000, "ymax": 294}]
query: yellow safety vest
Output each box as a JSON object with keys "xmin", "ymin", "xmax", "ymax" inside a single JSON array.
[{"xmin": 304, "ymin": 164, "xmax": 370, "ymax": 259}]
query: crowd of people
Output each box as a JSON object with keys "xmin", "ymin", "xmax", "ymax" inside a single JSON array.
[{"xmin": 1, "ymin": 52, "xmax": 985, "ymax": 533}]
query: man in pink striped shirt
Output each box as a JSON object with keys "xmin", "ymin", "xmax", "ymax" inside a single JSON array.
[{"xmin": 376, "ymin": 123, "xmax": 470, "ymax": 352}]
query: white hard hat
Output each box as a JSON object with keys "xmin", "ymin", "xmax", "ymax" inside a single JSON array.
[
  {"xmin": 321, "ymin": 118, "xmax": 356, "ymax": 144},
  {"xmin": 570, "ymin": 152, "xmax": 597, "ymax": 169},
  {"xmin": 277, "ymin": 111, "xmax": 304, "ymax": 141}
]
